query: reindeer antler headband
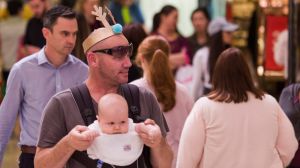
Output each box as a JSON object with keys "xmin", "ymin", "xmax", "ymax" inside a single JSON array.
[{"xmin": 82, "ymin": 6, "xmax": 122, "ymax": 53}]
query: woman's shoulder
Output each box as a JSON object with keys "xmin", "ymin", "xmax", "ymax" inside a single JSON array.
[
  {"xmin": 195, "ymin": 46, "xmax": 209, "ymax": 56},
  {"xmin": 130, "ymin": 78, "xmax": 146, "ymax": 87},
  {"xmin": 129, "ymin": 80, "xmax": 155, "ymax": 99},
  {"xmin": 259, "ymin": 93, "xmax": 278, "ymax": 105},
  {"xmin": 248, "ymin": 92, "xmax": 276, "ymax": 103},
  {"xmin": 176, "ymin": 82, "xmax": 191, "ymax": 95},
  {"xmin": 176, "ymin": 81, "xmax": 188, "ymax": 90},
  {"xmin": 193, "ymin": 96, "xmax": 212, "ymax": 107},
  {"xmin": 194, "ymin": 47, "xmax": 209, "ymax": 59}
]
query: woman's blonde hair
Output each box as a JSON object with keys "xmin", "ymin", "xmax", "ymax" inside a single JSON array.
[{"xmin": 136, "ymin": 36, "xmax": 176, "ymax": 112}]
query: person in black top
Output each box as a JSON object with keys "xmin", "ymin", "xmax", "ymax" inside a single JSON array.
[
  {"xmin": 23, "ymin": 0, "xmax": 48, "ymax": 55},
  {"xmin": 188, "ymin": 7, "xmax": 210, "ymax": 58}
]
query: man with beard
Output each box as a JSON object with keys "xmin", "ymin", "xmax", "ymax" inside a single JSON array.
[{"xmin": 35, "ymin": 6, "xmax": 172, "ymax": 168}]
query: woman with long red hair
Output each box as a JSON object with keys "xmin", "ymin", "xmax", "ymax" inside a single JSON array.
[{"xmin": 131, "ymin": 35, "xmax": 193, "ymax": 167}]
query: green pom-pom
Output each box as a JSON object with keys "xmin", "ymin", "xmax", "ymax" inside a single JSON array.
[{"xmin": 112, "ymin": 24, "xmax": 123, "ymax": 34}]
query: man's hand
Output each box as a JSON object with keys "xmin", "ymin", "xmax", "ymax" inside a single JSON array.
[
  {"xmin": 66, "ymin": 125, "xmax": 99, "ymax": 151},
  {"xmin": 135, "ymin": 119, "xmax": 162, "ymax": 148}
]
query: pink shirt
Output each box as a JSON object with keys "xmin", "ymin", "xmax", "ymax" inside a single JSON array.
[
  {"xmin": 177, "ymin": 93, "xmax": 298, "ymax": 168},
  {"xmin": 131, "ymin": 78, "xmax": 194, "ymax": 167}
]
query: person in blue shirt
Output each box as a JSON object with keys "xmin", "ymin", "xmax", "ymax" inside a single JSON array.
[{"xmin": 0, "ymin": 5, "xmax": 88, "ymax": 168}]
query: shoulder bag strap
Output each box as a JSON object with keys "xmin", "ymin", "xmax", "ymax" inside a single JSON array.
[
  {"xmin": 121, "ymin": 84, "xmax": 152, "ymax": 168},
  {"xmin": 70, "ymin": 83, "xmax": 97, "ymax": 167}
]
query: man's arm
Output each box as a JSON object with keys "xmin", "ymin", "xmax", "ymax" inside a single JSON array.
[
  {"xmin": 35, "ymin": 135, "xmax": 75, "ymax": 168},
  {"xmin": 150, "ymin": 137, "xmax": 173, "ymax": 168},
  {"xmin": 135, "ymin": 119, "xmax": 173, "ymax": 168},
  {"xmin": 136, "ymin": 88, "xmax": 173, "ymax": 167},
  {"xmin": 36, "ymin": 92, "xmax": 99, "ymax": 167},
  {"xmin": 35, "ymin": 125, "xmax": 99, "ymax": 168},
  {"xmin": 0, "ymin": 64, "xmax": 24, "ymax": 164}
]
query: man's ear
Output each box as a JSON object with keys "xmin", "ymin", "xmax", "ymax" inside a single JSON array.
[
  {"xmin": 86, "ymin": 52, "xmax": 97, "ymax": 66},
  {"xmin": 42, "ymin": 27, "xmax": 50, "ymax": 39}
]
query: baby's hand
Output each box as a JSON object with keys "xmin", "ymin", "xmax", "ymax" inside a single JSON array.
[
  {"xmin": 80, "ymin": 128, "xmax": 100, "ymax": 141},
  {"xmin": 67, "ymin": 125, "xmax": 100, "ymax": 151},
  {"xmin": 135, "ymin": 119, "xmax": 162, "ymax": 148},
  {"xmin": 146, "ymin": 124, "xmax": 160, "ymax": 139}
]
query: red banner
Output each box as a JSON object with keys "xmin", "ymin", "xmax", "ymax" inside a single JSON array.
[{"xmin": 265, "ymin": 15, "xmax": 287, "ymax": 71}]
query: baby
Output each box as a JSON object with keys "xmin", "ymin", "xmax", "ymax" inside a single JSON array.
[
  {"xmin": 87, "ymin": 93, "xmax": 145, "ymax": 166},
  {"xmin": 93, "ymin": 93, "xmax": 160, "ymax": 136},
  {"xmin": 97, "ymin": 93, "xmax": 130, "ymax": 134}
]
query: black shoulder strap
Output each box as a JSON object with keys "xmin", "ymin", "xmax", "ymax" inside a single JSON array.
[
  {"xmin": 120, "ymin": 84, "xmax": 144, "ymax": 123},
  {"xmin": 121, "ymin": 84, "xmax": 152, "ymax": 168},
  {"xmin": 70, "ymin": 83, "xmax": 97, "ymax": 167},
  {"xmin": 70, "ymin": 83, "xmax": 97, "ymax": 125},
  {"xmin": 70, "ymin": 83, "xmax": 151, "ymax": 168}
]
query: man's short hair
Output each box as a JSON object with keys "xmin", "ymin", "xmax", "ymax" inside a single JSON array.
[{"xmin": 43, "ymin": 5, "xmax": 76, "ymax": 31}]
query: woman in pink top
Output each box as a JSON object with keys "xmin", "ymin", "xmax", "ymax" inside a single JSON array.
[
  {"xmin": 177, "ymin": 47, "xmax": 298, "ymax": 168},
  {"xmin": 131, "ymin": 35, "xmax": 194, "ymax": 167}
]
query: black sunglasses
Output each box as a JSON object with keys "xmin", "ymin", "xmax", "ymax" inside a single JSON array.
[{"xmin": 92, "ymin": 43, "xmax": 133, "ymax": 59}]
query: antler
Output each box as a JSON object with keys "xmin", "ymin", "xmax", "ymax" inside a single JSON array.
[
  {"xmin": 105, "ymin": 6, "xmax": 116, "ymax": 24},
  {"xmin": 91, "ymin": 5, "xmax": 110, "ymax": 28}
]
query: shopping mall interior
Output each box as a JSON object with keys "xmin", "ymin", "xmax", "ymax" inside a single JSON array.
[{"xmin": 0, "ymin": 0, "xmax": 300, "ymax": 167}]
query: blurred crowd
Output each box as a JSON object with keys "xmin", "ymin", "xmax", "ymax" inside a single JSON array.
[
  {"xmin": 0, "ymin": 1, "xmax": 299, "ymax": 168},
  {"xmin": 0, "ymin": 0, "xmax": 243, "ymax": 100}
]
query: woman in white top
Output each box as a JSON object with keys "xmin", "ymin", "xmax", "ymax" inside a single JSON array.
[
  {"xmin": 192, "ymin": 17, "xmax": 238, "ymax": 100},
  {"xmin": 131, "ymin": 35, "xmax": 194, "ymax": 168},
  {"xmin": 177, "ymin": 47, "xmax": 298, "ymax": 168}
]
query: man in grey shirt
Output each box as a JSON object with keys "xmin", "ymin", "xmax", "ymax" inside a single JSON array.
[
  {"xmin": 35, "ymin": 5, "xmax": 172, "ymax": 168},
  {"xmin": 0, "ymin": 6, "xmax": 88, "ymax": 168}
]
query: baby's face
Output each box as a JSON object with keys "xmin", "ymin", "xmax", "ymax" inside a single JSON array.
[{"xmin": 99, "ymin": 107, "xmax": 129, "ymax": 134}]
